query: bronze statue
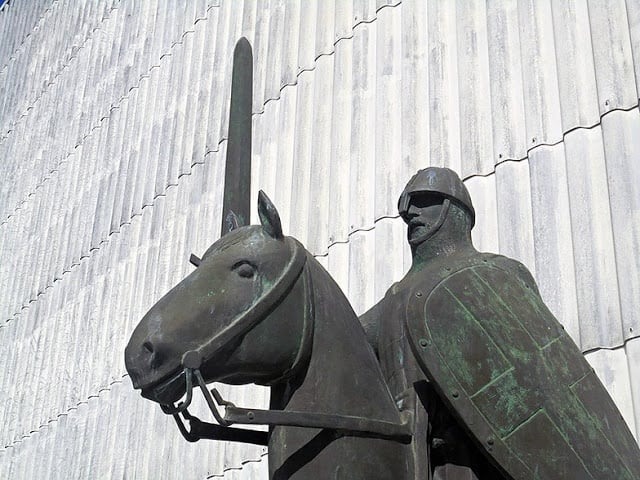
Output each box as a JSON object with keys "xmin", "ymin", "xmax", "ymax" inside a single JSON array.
[
  {"xmin": 124, "ymin": 172, "xmax": 640, "ymax": 479},
  {"xmin": 125, "ymin": 192, "xmax": 414, "ymax": 479},
  {"xmin": 361, "ymin": 167, "xmax": 640, "ymax": 479},
  {"xmin": 123, "ymin": 33, "xmax": 640, "ymax": 480}
]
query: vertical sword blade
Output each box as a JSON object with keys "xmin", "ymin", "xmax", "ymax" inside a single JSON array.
[{"xmin": 221, "ymin": 37, "xmax": 253, "ymax": 235}]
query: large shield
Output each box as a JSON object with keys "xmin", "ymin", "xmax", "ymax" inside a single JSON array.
[{"xmin": 405, "ymin": 258, "xmax": 640, "ymax": 479}]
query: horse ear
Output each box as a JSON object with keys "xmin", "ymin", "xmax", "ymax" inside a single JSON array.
[
  {"xmin": 258, "ymin": 190, "xmax": 283, "ymax": 239},
  {"xmin": 225, "ymin": 211, "xmax": 243, "ymax": 232}
]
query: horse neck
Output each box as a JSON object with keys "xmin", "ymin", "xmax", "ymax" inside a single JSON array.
[{"xmin": 272, "ymin": 256, "xmax": 400, "ymax": 423}]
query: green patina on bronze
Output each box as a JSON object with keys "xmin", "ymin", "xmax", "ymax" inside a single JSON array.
[{"xmin": 400, "ymin": 170, "xmax": 640, "ymax": 479}]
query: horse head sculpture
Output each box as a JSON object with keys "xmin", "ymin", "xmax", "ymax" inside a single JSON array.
[
  {"xmin": 125, "ymin": 191, "xmax": 412, "ymax": 479},
  {"xmin": 126, "ymin": 192, "xmax": 308, "ymax": 402}
]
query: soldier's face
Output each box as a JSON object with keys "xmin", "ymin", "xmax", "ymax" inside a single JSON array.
[{"xmin": 406, "ymin": 194, "xmax": 444, "ymax": 243}]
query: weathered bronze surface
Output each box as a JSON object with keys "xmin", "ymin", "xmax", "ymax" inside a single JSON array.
[
  {"xmin": 123, "ymin": 36, "xmax": 640, "ymax": 480},
  {"xmin": 124, "ymin": 166, "xmax": 640, "ymax": 478},
  {"xmin": 126, "ymin": 192, "xmax": 413, "ymax": 479},
  {"xmin": 361, "ymin": 167, "xmax": 640, "ymax": 479}
]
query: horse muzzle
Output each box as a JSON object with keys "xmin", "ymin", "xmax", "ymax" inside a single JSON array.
[
  {"xmin": 125, "ymin": 339, "xmax": 187, "ymax": 404},
  {"xmin": 140, "ymin": 369, "xmax": 188, "ymax": 405}
]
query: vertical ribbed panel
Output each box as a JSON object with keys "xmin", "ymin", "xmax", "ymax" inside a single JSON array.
[{"xmin": 1, "ymin": 1, "xmax": 639, "ymax": 478}]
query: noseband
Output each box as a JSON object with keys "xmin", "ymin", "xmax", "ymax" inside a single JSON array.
[{"xmin": 158, "ymin": 237, "xmax": 411, "ymax": 446}]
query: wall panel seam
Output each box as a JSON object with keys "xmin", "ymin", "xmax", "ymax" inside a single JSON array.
[
  {"xmin": 464, "ymin": 102, "xmax": 640, "ymax": 182},
  {"xmin": 583, "ymin": 334, "xmax": 640, "ymax": 355},
  {"xmin": 0, "ymin": 0, "xmax": 58, "ymax": 73},
  {"xmin": 0, "ymin": 3, "xmax": 223, "ymax": 226},
  {"xmin": 0, "ymin": 1, "xmax": 400, "ymax": 228},
  {"xmin": 1, "ymin": 373, "xmax": 128, "ymax": 450},
  {"xmin": 0, "ymin": 0, "xmax": 403, "ymax": 233},
  {"xmin": 3, "ymin": 102, "xmax": 639, "ymax": 329},
  {"xmin": 256, "ymin": 1, "xmax": 402, "ymax": 114},
  {"xmin": 0, "ymin": 1, "xmax": 122, "ymax": 143},
  {"xmin": 315, "ymin": 103, "xmax": 639, "ymax": 255},
  {"xmin": 0, "ymin": 146, "xmax": 229, "ymax": 327},
  {"xmin": 4, "ymin": 7, "xmax": 638, "ymax": 231},
  {"xmin": 204, "ymin": 452, "xmax": 268, "ymax": 479}
]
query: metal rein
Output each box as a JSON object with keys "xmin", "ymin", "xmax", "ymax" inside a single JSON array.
[
  {"xmin": 161, "ymin": 364, "xmax": 271, "ymax": 445},
  {"xmin": 160, "ymin": 362, "xmax": 411, "ymax": 446}
]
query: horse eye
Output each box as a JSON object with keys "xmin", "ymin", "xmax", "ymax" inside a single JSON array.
[{"xmin": 233, "ymin": 261, "xmax": 255, "ymax": 278}]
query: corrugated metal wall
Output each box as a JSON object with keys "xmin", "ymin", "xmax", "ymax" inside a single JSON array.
[{"xmin": 1, "ymin": 0, "xmax": 638, "ymax": 478}]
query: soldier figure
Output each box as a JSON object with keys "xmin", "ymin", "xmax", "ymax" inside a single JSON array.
[
  {"xmin": 360, "ymin": 167, "xmax": 505, "ymax": 479},
  {"xmin": 360, "ymin": 167, "xmax": 640, "ymax": 479}
]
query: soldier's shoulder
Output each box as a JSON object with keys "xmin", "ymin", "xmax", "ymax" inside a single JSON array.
[
  {"xmin": 480, "ymin": 252, "xmax": 526, "ymax": 270},
  {"xmin": 485, "ymin": 253, "xmax": 532, "ymax": 274},
  {"xmin": 361, "ymin": 282, "xmax": 401, "ymax": 314},
  {"xmin": 359, "ymin": 282, "xmax": 404, "ymax": 353},
  {"xmin": 475, "ymin": 253, "xmax": 540, "ymax": 293}
]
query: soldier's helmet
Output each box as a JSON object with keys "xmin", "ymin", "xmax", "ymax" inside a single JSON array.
[{"xmin": 398, "ymin": 167, "xmax": 475, "ymax": 228}]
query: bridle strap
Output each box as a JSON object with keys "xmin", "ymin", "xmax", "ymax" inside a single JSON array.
[
  {"xmin": 264, "ymin": 258, "xmax": 314, "ymax": 386},
  {"xmin": 190, "ymin": 237, "xmax": 307, "ymax": 365}
]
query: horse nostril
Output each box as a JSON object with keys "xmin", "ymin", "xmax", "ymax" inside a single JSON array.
[
  {"xmin": 143, "ymin": 340, "xmax": 163, "ymax": 369},
  {"xmin": 143, "ymin": 341, "xmax": 154, "ymax": 353}
]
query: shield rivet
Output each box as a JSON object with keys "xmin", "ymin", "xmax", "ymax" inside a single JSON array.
[
  {"xmin": 487, "ymin": 437, "xmax": 495, "ymax": 446},
  {"xmin": 419, "ymin": 338, "xmax": 428, "ymax": 348},
  {"xmin": 415, "ymin": 292, "xmax": 422, "ymax": 298},
  {"xmin": 445, "ymin": 266, "xmax": 451, "ymax": 272},
  {"xmin": 247, "ymin": 411, "xmax": 255, "ymax": 420},
  {"xmin": 452, "ymin": 390, "xmax": 459, "ymax": 398}
]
